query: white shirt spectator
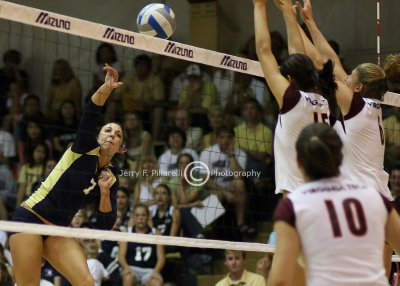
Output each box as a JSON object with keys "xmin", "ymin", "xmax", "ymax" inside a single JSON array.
[
  {"xmin": 199, "ymin": 144, "xmax": 246, "ymax": 188},
  {"xmin": 87, "ymin": 258, "xmax": 109, "ymax": 286},
  {"xmin": 158, "ymin": 148, "xmax": 198, "ymax": 178}
]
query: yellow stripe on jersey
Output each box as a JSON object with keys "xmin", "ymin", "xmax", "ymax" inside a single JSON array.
[{"xmin": 25, "ymin": 148, "xmax": 82, "ymax": 208}]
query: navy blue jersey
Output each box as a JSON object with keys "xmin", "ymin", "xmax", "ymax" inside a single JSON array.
[
  {"xmin": 126, "ymin": 227, "xmax": 158, "ymax": 268},
  {"xmin": 151, "ymin": 205, "xmax": 174, "ymax": 236},
  {"xmin": 23, "ymin": 100, "xmax": 118, "ymax": 229}
]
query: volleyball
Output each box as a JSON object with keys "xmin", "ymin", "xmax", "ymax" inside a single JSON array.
[{"xmin": 137, "ymin": 3, "xmax": 176, "ymax": 39}]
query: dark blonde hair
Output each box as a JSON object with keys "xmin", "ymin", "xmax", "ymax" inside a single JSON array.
[
  {"xmin": 383, "ymin": 54, "xmax": 400, "ymax": 86},
  {"xmin": 355, "ymin": 63, "xmax": 387, "ymax": 100}
]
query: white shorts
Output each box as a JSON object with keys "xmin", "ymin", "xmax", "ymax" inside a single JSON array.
[{"xmin": 129, "ymin": 266, "xmax": 153, "ymax": 285}]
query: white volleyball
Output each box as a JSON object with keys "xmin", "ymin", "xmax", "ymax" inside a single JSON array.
[{"xmin": 137, "ymin": 3, "xmax": 176, "ymax": 39}]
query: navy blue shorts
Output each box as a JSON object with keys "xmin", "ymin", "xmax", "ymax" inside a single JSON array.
[{"xmin": 10, "ymin": 206, "xmax": 49, "ymax": 240}]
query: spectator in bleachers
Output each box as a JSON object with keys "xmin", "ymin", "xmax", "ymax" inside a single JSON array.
[
  {"xmin": 158, "ymin": 127, "xmax": 198, "ymax": 179},
  {"xmin": 51, "ymin": 100, "xmax": 79, "ymax": 159},
  {"xmin": 174, "ymin": 109, "xmax": 203, "ymax": 153},
  {"xmin": 168, "ymin": 153, "xmax": 205, "ymax": 209},
  {"xmin": 178, "ymin": 64, "xmax": 219, "ymax": 130},
  {"xmin": 384, "ymin": 107, "xmax": 400, "ymax": 169},
  {"xmin": 199, "ymin": 126, "xmax": 249, "ymax": 234},
  {"xmin": 201, "ymin": 105, "xmax": 226, "ymax": 150},
  {"xmin": 45, "ymin": 59, "xmax": 82, "ymax": 121},
  {"xmin": 89, "ymin": 43, "xmax": 124, "ymax": 99},
  {"xmin": 13, "ymin": 94, "xmax": 47, "ymax": 142},
  {"xmin": 0, "ymin": 49, "xmax": 29, "ymax": 117},
  {"xmin": 133, "ymin": 156, "xmax": 167, "ymax": 208},
  {"xmin": 18, "ymin": 119, "xmax": 52, "ymax": 165},
  {"xmin": 111, "ymin": 54, "xmax": 165, "ymax": 140},
  {"xmin": 124, "ymin": 112, "xmax": 154, "ymax": 164},
  {"xmin": 149, "ymin": 184, "xmax": 181, "ymax": 249},
  {"xmin": 16, "ymin": 142, "xmax": 48, "ymax": 206},
  {"xmin": 389, "ymin": 165, "xmax": 400, "ymax": 209},
  {"xmin": 216, "ymin": 250, "xmax": 265, "ymax": 286},
  {"xmin": 5, "ymin": 80, "xmax": 29, "ymax": 131},
  {"xmin": 0, "ymin": 116, "xmax": 16, "ymax": 166},
  {"xmin": 120, "ymin": 204, "xmax": 165, "ymax": 286},
  {"xmin": 84, "ymin": 242, "xmax": 110, "ymax": 286},
  {"xmin": 234, "ymin": 98, "xmax": 273, "ymax": 178},
  {"xmin": 225, "ymin": 72, "xmax": 274, "ymax": 129},
  {"xmin": 116, "ymin": 186, "xmax": 132, "ymax": 228},
  {"xmin": 70, "ymin": 208, "xmax": 88, "ymax": 228}
]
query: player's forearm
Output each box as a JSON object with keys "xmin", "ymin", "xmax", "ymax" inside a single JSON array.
[
  {"xmin": 254, "ymin": 2, "xmax": 272, "ymax": 57},
  {"xmin": 99, "ymin": 190, "xmax": 112, "ymax": 213},
  {"xmin": 91, "ymin": 83, "xmax": 113, "ymax": 106},
  {"xmin": 281, "ymin": 9, "xmax": 305, "ymax": 55}
]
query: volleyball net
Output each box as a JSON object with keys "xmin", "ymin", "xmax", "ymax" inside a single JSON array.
[
  {"xmin": 1, "ymin": 0, "xmax": 400, "ymax": 264},
  {"xmin": 0, "ymin": 0, "xmax": 277, "ymax": 258}
]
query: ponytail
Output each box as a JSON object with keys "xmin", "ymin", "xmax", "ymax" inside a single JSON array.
[{"xmin": 317, "ymin": 60, "xmax": 339, "ymax": 120}]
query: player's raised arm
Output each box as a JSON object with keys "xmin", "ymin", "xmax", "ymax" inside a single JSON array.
[
  {"xmin": 253, "ymin": 0, "xmax": 290, "ymax": 108},
  {"xmin": 296, "ymin": 0, "xmax": 348, "ymax": 83},
  {"xmin": 274, "ymin": 0, "xmax": 305, "ymax": 55},
  {"xmin": 91, "ymin": 63, "xmax": 123, "ymax": 106}
]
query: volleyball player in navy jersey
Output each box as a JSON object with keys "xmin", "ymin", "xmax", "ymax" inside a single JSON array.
[
  {"xmin": 267, "ymin": 123, "xmax": 400, "ymax": 286},
  {"xmin": 10, "ymin": 64, "xmax": 124, "ymax": 286}
]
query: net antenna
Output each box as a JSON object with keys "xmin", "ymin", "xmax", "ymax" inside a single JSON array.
[{"xmin": 377, "ymin": 0, "xmax": 381, "ymax": 66}]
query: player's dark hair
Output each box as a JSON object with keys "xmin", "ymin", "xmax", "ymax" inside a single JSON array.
[
  {"xmin": 155, "ymin": 183, "xmax": 172, "ymax": 196},
  {"xmin": 95, "ymin": 43, "xmax": 117, "ymax": 65},
  {"xmin": 134, "ymin": 54, "xmax": 152, "ymax": 69},
  {"xmin": 216, "ymin": 126, "xmax": 235, "ymax": 137},
  {"xmin": 280, "ymin": 54, "xmax": 338, "ymax": 119},
  {"xmin": 296, "ymin": 123, "xmax": 343, "ymax": 180},
  {"xmin": 3, "ymin": 49, "xmax": 21, "ymax": 65},
  {"xmin": 167, "ymin": 127, "xmax": 187, "ymax": 148},
  {"xmin": 177, "ymin": 153, "xmax": 194, "ymax": 165}
]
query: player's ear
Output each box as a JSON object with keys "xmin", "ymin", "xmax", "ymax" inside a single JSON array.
[{"xmin": 119, "ymin": 143, "xmax": 127, "ymax": 154}]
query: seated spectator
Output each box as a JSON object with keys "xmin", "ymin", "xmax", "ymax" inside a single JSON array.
[
  {"xmin": 45, "ymin": 59, "xmax": 82, "ymax": 121},
  {"xmin": 216, "ymin": 250, "xmax": 265, "ymax": 286},
  {"xmin": 70, "ymin": 208, "xmax": 88, "ymax": 228},
  {"xmin": 0, "ymin": 49, "xmax": 29, "ymax": 117},
  {"xmin": 178, "ymin": 64, "xmax": 219, "ymax": 130},
  {"xmin": 149, "ymin": 184, "xmax": 181, "ymax": 250},
  {"xmin": 0, "ymin": 116, "xmax": 16, "ymax": 166},
  {"xmin": 117, "ymin": 186, "xmax": 132, "ymax": 228},
  {"xmin": 158, "ymin": 127, "xmax": 198, "ymax": 179},
  {"xmin": 110, "ymin": 54, "xmax": 165, "ymax": 139},
  {"xmin": 133, "ymin": 156, "xmax": 168, "ymax": 208},
  {"xmin": 0, "ymin": 260, "xmax": 13, "ymax": 286},
  {"xmin": 84, "ymin": 242, "xmax": 110, "ymax": 286},
  {"xmin": 51, "ymin": 100, "xmax": 79, "ymax": 159},
  {"xmin": 77, "ymin": 223, "xmax": 121, "ymax": 286},
  {"xmin": 18, "ymin": 120, "xmax": 52, "ymax": 165},
  {"xmin": 88, "ymin": 43, "xmax": 124, "ymax": 99},
  {"xmin": 213, "ymin": 69, "xmax": 234, "ymax": 111},
  {"xmin": 13, "ymin": 94, "xmax": 48, "ymax": 143},
  {"xmin": 389, "ymin": 165, "xmax": 400, "ymax": 210},
  {"xmin": 202, "ymin": 105, "xmax": 227, "ymax": 150},
  {"xmin": 5, "ymin": 80, "xmax": 29, "ymax": 129},
  {"xmin": 225, "ymin": 72, "xmax": 274, "ymax": 129},
  {"xmin": 119, "ymin": 204, "xmax": 165, "ymax": 286},
  {"xmin": 16, "ymin": 143, "xmax": 48, "ymax": 206},
  {"xmin": 124, "ymin": 112, "xmax": 154, "ymax": 164},
  {"xmin": 383, "ymin": 107, "xmax": 400, "ymax": 168},
  {"xmin": 168, "ymin": 153, "xmax": 204, "ymax": 209},
  {"xmin": 234, "ymin": 98, "xmax": 273, "ymax": 178},
  {"xmin": 41, "ymin": 259, "xmax": 61, "ymax": 286},
  {"xmin": 174, "ymin": 109, "xmax": 203, "ymax": 153},
  {"xmin": 199, "ymin": 126, "xmax": 249, "ymax": 233}
]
